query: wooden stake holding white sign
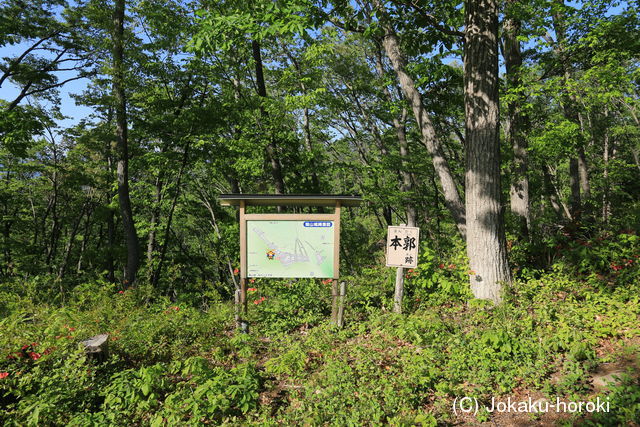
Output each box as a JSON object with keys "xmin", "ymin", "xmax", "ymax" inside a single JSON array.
[{"xmin": 386, "ymin": 225, "xmax": 420, "ymax": 314}]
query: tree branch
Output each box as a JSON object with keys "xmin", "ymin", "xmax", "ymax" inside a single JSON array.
[
  {"xmin": 391, "ymin": 0, "xmax": 464, "ymax": 37},
  {"xmin": 0, "ymin": 31, "xmax": 61, "ymax": 88}
]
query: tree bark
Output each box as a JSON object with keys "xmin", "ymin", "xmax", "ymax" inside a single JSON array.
[
  {"xmin": 602, "ymin": 115, "xmax": 611, "ymax": 223},
  {"xmin": 252, "ymin": 40, "xmax": 285, "ymax": 195},
  {"xmin": 502, "ymin": 0, "xmax": 531, "ymax": 236},
  {"xmin": 146, "ymin": 174, "xmax": 163, "ymax": 282},
  {"xmin": 151, "ymin": 142, "xmax": 190, "ymax": 288},
  {"xmin": 373, "ymin": 49, "xmax": 417, "ymax": 226},
  {"xmin": 464, "ymin": 0, "xmax": 511, "ymax": 304},
  {"xmin": 281, "ymin": 42, "xmax": 321, "ymax": 193},
  {"xmin": 569, "ymin": 157, "xmax": 581, "ymax": 216},
  {"xmin": 372, "ymin": 1, "xmax": 466, "ymax": 238},
  {"xmin": 112, "ymin": 0, "xmax": 140, "ymax": 285},
  {"xmin": 58, "ymin": 204, "xmax": 87, "ymax": 279},
  {"xmin": 76, "ymin": 205, "xmax": 93, "ymax": 273},
  {"xmin": 545, "ymin": 164, "xmax": 572, "ymax": 220},
  {"xmin": 552, "ymin": 0, "xmax": 587, "ymax": 220}
]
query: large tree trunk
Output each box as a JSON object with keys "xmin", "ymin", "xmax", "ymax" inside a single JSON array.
[
  {"xmin": 112, "ymin": 0, "xmax": 140, "ymax": 284},
  {"xmin": 502, "ymin": 0, "xmax": 531, "ymax": 236},
  {"xmin": 464, "ymin": 0, "xmax": 511, "ymax": 304}
]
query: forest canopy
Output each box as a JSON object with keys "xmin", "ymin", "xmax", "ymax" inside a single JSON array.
[{"xmin": 1, "ymin": 0, "xmax": 640, "ymax": 424}]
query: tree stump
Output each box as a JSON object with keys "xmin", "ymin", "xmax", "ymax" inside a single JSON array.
[
  {"xmin": 81, "ymin": 334, "xmax": 109, "ymax": 362},
  {"xmin": 237, "ymin": 319, "xmax": 249, "ymax": 334}
]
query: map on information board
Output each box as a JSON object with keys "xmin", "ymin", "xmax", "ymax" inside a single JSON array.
[{"xmin": 247, "ymin": 220, "xmax": 335, "ymax": 278}]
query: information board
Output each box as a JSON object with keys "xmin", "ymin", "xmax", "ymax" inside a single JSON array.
[{"xmin": 246, "ymin": 220, "xmax": 335, "ymax": 278}]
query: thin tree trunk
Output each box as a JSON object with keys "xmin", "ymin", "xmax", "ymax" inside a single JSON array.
[
  {"xmin": 503, "ymin": 0, "xmax": 531, "ymax": 236},
  {"xmin": 552, "ymin": 0, "xmax": 585, "ymax": 220},
  {"xmin": 382, "ymin": 206, "xmax": 393, "ymax": 226},
  {"xmin": 281, "ymin": 42, "xmax": 321, "ymax": 193},
  {"xmin": 105, "ymin": 145, "xmax": 117, "ymax": 283},
  {"xmin": 46, "ymin": 145, "xmax": 60, "ymax": 266},
  {"xmin": 602, "ymin": 119, "xmax": 610, "ymax": 223},
  {"xmin": 77, "ymin": 207, "xmax": 93, "ymax": 273},
  {"xmin": 301, "ymin": 106, "xmax": 321, "ymax": 192},
  {"xmin": 112, "ymin": 0, "xmax": 140, "ymax": 284},
  {"xmin": 25, "ymin": 185, "xmax": 39, "ymax": 249},
  {"xmin": 1, "ymin": 173, "xmax": 11, "ymax": 275},
  {"xmin": 577, "ymin": 113, "xmax": 592, "ymax": 203},
  {"xmin": 577, "ymin": 145, "xmax": 591, "ymax": 201},
  {"xmin": 151, "ymin": 143, "xmax": 190, "ymax": 288},
  {"xmin": 545, "ymin": 165, "xmax": 572, "ymax": 220},
  {"xmin": 621, "ymin": 101, "xmax": 640, "ymax": 173},
  {"xmin": 252, "ymin": 40, "xmax": 285, "ymax": 195},
  {"xmin": 200, "ymin": 192, "xmax": 239, "ymax": 319},
  {"xmin": 631, "ymin": 148, "xmax": 640, "ymax": 174},
  {"xmin": 147, "ymin": 174, "xmax": 163, "ymax": 282},
  {"xmin": 569, "ymin": 157, "xmax": 581, "ymax": 216},
  {"xmin": 372, "ymin": 2, "xmax": 466, "ymax": 238},
  {"xmin": 229, "ymin": 177, "xmax": 240, "ymax": 194},
  {"xmin": 464, "ymin": 0, "xmax": 511, "ymax": 304},
  {"xmin": 106, "ymin": 206, "xmax": 116, "ymax": 282},
  {"xmin": 58, "ymin": 204, "xmax": 87, "ymax": 279},
  {"xmin": 373, "ymin": 50, "xmax": 417, "ymax": 226}
]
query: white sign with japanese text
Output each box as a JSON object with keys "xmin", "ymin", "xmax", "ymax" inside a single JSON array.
[{"xmin": 385, "ymin": 226, "xmax": 419, "ymax": 268}]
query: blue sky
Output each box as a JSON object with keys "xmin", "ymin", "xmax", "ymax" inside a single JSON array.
[
  {"xmin": 0, "ymin": 0, "xmax": 631, "ymax": 131},
  {"xmin": 0, "ymin": 39, "xmax": 93, "ymax": 128}
]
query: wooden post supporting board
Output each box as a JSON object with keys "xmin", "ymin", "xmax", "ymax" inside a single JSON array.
[
  {"xmin": 333, "ymin": 201, "xmax": 341, "ymax": 278},
  {"xmin": 337, "ymin": 281, "xmax": 346, "ymax": 327},
  {"xmin": 393, "ymin": 267, "xmax": 404, "ymax": 314},
  {"xmin": 331, "ymin": 201, "xmax": 342, "ymax": 325},
  {"xmin": 386, "ymin": 222, "xmax": 419, "ymax": 314},
  {"xmin": 239, "ymin": 200, "xmax": 247, "ymax": 316},
  {"xmin": 331, "ymin": 279, "xmax": 338, "ymax": 324}
]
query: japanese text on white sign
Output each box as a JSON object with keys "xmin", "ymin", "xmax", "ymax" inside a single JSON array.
[{"xmin": 385, "ymin": 226, "xmax": 420, "ymax": 268}]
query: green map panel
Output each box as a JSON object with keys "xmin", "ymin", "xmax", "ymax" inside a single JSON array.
[{"xmin": 246, "ymin": 220, "xmax": 335, "ymax": 278}]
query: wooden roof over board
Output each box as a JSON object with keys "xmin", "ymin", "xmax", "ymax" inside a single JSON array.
[{"xmin": 219, "ymin": 194, "xmax": 363, "ymax": 207}]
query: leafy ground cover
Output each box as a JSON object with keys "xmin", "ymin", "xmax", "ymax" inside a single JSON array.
[{"xmin": 1, "ymin": 232, "xmax": 639, "ymax": 425}]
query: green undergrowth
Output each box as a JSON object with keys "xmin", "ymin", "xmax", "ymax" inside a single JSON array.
[{"xmin": 1, "ymin": 234, "xmax": 640, "ymax": 425}]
